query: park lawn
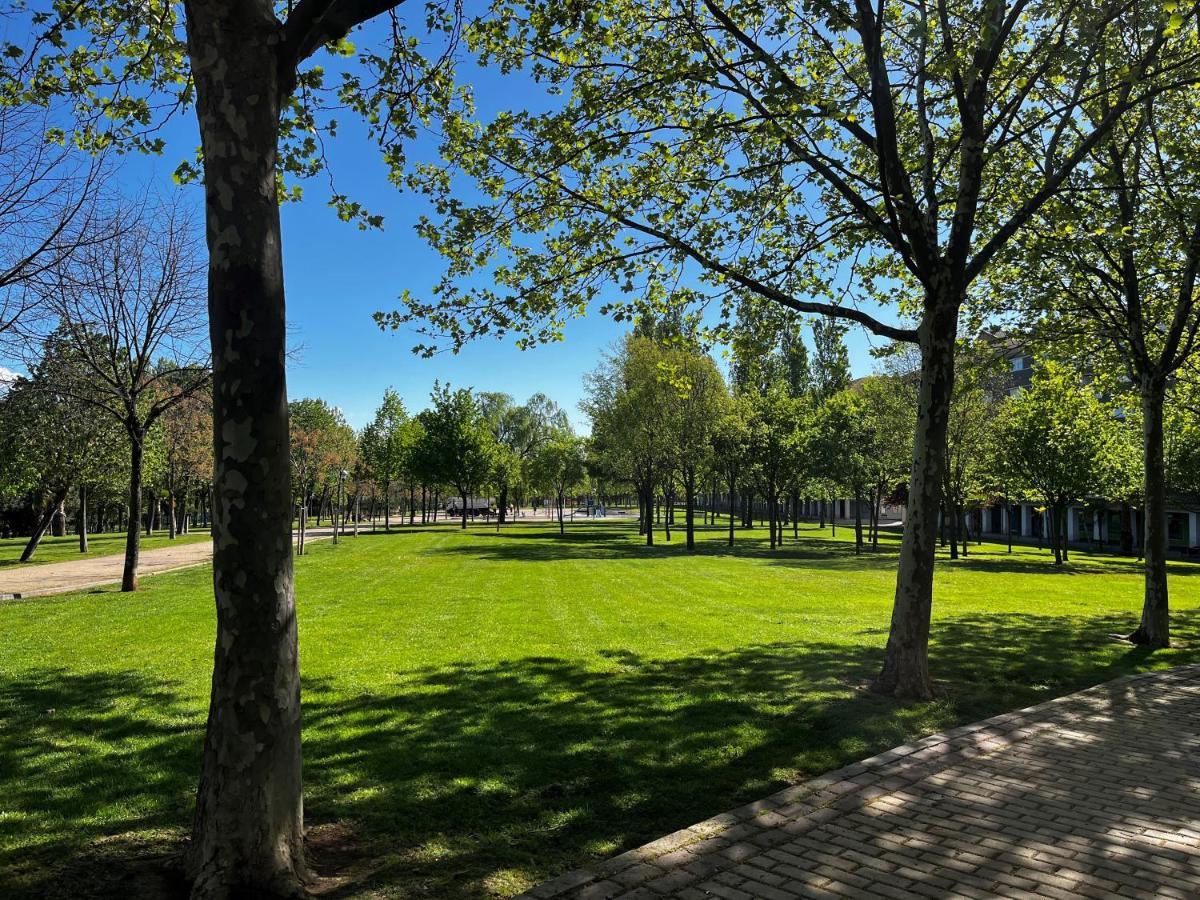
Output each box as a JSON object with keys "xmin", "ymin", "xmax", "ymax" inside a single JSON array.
[
  {"xmin": 0, "ymin": 529, "xmax": 212, "ymax": 569},
  {"xmin": 1, "ymin": 520, "xmax": 1198, "ymax": 898}
]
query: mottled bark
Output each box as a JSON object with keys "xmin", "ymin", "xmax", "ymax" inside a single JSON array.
[
  {"xmin": 184, "ymin": 3, "xmax": 306, "ymax": 897},
  {"xmin": 872, "ymin": 295, "xmax": 957, "ymax": 700},
  {"xmin": 1129, "ymin": 381, "xmax": 1170, "ymax": 648}
]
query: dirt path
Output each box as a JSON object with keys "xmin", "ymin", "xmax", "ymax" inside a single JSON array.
[{"xmin": 0, "ymin": 524, "xmax": 339, "ymax": 599}]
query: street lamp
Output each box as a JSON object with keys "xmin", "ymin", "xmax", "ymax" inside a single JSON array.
[{"xmin": 335, "ymin": 468, "xmax": 348, "ymax": 545}]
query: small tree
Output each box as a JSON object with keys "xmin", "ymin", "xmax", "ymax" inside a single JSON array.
[
  {"xmin": 420, "ymin": 384, "xmax": 498, "ymax": 529},
  {"xmin": 663, "ymin": 344, "xmax": 728, "ymax": 550},
  {"xmin": 746, "ymin": 383, "xmax": 803, "ymax": 551},
  {"xmin": 529, "ymin": 429, "xmax": 588, "ymax": 535},
  {"xmin": 993, "ymin": 364, "xmax": 1112, "ymax": 565},
  {"xmin": 809, "ymin": 390, "xmax": 875, "ymax": 553},
  {"xmin": 157, "ymin": 378, "xmax": 213, "ymax": 540},
  {"xmin": 711, "ymin": 396, "xmax": 751, "ymax": 547},
  {"xmin": 360, "ymin": 388, "xmax": 409, "ymax": 532},
  {"xmin": 857, "ymin": 374, "xmax": 917, "ymax": 550}
]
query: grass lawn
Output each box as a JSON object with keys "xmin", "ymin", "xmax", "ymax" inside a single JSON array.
[
  {"xmin": 1, "ymin": 519, "xmax": 1198, "ymax": 898},
  {"xmin": 0, "ymin": 529, "xmax": 212, "ymax": 569}
]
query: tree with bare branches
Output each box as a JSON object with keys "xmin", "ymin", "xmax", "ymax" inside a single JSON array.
[
  {"xmin": 37, "ymin": 197, "xmax": 209, "ymax": 592},
  {"xmin": 0, "ymin": 104, "xmax": 103, "ymax": 342}
]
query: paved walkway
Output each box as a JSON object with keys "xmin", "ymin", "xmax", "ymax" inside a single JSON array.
[
  {"xmin": 0, "ymin": 524, "xmax": 339, "ymax": 598},
  {"xmin": 526, "ymin": 665, "xmax": 1200, "ymax": 899}
]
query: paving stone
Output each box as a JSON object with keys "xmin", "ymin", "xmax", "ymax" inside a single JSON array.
[{"xmin": 520, "ymin": 665, "xmax": 1200, "ymax": 899}]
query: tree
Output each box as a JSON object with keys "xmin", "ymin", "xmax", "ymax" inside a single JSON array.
[
  {"xmin": 0, "ymin": 330, "xmax": 124, "ymax": 560},
  {"xmin": 37, "ymin": 198, "xmax": 209, "ymax": 591},
  {"xmin": 942, "ymin": 344, "xmax": 1007, "ymax": 559},
  {"xmin": 360, "ymin": 388, "xmax": 409, "ymax": 532},
  {"xmin": 390, "ymin": 0, "xmax": 1199, "ymax": 697},
  {"xmin": 857, "ymin": 374, "xmax": 917, "ymax": 550},
  {"xmin": 584, "ymin": 335, "xmax": 675, "ymax": 546},
  {"xmin": 662, "ymin": 343, "xmax": 727, "ymax": 549},
  {"xmin": 811, "ymin": 318, "xmax": 851, "ymax": 402},
  {"xmin": 810, "ymin": 390, "xmax": 874, "ymax": 553},
  {"xmin": 0, "ymin": 104, "xmax": 103, "ymax": 342},
  {"xmin": 420, "ymin": 384, "xmax": 498, "ymax": 529},
  {"xmin": 997, "ymin": 85, "xmax": 1200, "ymax": 646},
  {"xmin": 157, "ymin": 377, "xmax": 213, "ymax": 540},
  {"xmin": 745, "ymin": 383, "xmax": 803, "ymax": 551},
  {"xmin": 993, "ymin": 364, "xmax": 1112, "ymax": 565},
  {"xmin": 711, "ymin": 395, "xmax": 751, "ymax": 546},
  {"xmin": 290, "ymin": 397, "xmax": 356, "ymax": 549},
  {"xmin": 529, "ymin": 428, "xmax": 587, "ymax": 535},
  {"xmin": 11, "ymin": 1, "xmax": 466, "ymax": 889}
]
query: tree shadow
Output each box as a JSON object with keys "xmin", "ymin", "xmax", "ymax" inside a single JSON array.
[
  {"xmin": 417, "ymin": 520, "xmax": 907, "ymax": 571},
  {"xmin": 5, "ymin": 607, "xmax": 1196, "ymax": 898},
  {"xmin": 681, "ymin": 666, "xmax": 1200, "ymax": 900},
  {"xmin": 400, "ymin": 520, "xmax": 1200, "ymax": 579}
]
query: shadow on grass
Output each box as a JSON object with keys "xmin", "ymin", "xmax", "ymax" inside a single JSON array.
[
  {"xmin": 403, "ymin": 520, "xmax": 1200, "ymax": 578},
  {"xmin": 3, "ymin": 607, "xmax": 1198, "ymax": 898}
]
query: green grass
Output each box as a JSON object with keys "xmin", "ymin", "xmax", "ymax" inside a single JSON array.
[
  {"xmin": 1, "ymin": 519, "xmax": 1198, "ymax": 898},
  {"xmin": 0, "ymin": 529, "xmax": 211, "ymax": 568}
]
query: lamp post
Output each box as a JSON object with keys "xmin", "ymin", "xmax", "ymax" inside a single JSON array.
[{"xmin": 335, "ymin": 469, "xmax": 348, "ymax": 545}]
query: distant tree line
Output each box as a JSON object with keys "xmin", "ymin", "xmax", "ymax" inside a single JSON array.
[{"xmin": 584, "ymin": 309, "xmax": 1200, "ymax": 574}]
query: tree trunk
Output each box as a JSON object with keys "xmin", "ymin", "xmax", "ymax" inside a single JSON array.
[
  {"xmin": 685, "ymin": 470, "xmax": 696, "ymax": 550},
  {"xmin": 644, "ymin": 486, "xmax": 654, "ymax": 546},
  {"xmin": 383, "ymin": 479, "xmax": 391, "ymax": 532},
  {"xmin": 498, "ymin": 483, "xmax": 508, "ymax": 525},
  {"xmin": 122, "ymin": 436, "xmax": 145, "ymax": 592},
  {"xmin": 872, "ymin": 300, "xmax": 957, "ymax": 700},
  {"xmin": 727, "ymin": 478, "xmax": 736, "ymax": 547},
  {"xmin": 78, "ymin": 484, "xmax": 89, "ymax": 554},
  {"xmin": 853, "ymin": 492, "xmax": 863, "ymax": 555},
  {"xmin": 1131, "ymin": 381, "xmax": 1170, "ymax": 647},
  {"xmin": 19, "ymin": 487, "xmax": 68, "ymax": 562},
  {"xmin": 185, "ymin": 6, "xmax": 307, "ymax": 896}
]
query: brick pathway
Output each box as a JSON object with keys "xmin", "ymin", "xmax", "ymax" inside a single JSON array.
[{"xmin": 525, "ymin": 665, "xmax": 1200, "ymax": 899}]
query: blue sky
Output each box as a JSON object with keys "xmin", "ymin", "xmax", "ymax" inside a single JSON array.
[{"xmin": 19, "ymin": 18, "xmax": 889, "ymax": 433}]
